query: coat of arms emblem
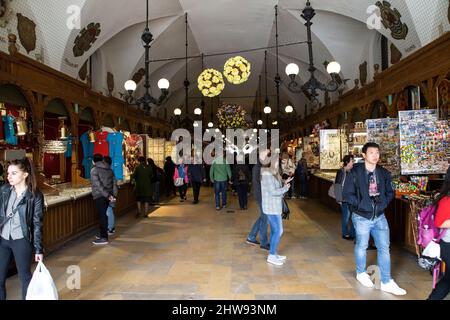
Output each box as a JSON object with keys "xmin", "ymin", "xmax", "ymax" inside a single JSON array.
[
  {"xmin": 73, "ymin": 22, "xmax": 101, "ymax": 57},
  {"xmin": 376, "ymin": 1, "xmax": 409, "ymax": 40},
  {"xmin": 16, "ymin": 13, "xmax": 36, "ymax": 53}
]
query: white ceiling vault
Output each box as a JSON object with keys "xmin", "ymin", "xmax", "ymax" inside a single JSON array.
[{"xmin": 3, "ymin": 0, "xmax": 449, "ymax": 122}]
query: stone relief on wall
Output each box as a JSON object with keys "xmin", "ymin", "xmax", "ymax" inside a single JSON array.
[
  {"xmin": 132, "ymin": 68, "xmax": 145, "ymax": 84},
  {"xmin": 0, "ymin": 0, "xmax": 13, "ymax": 28},
  {"xmin": 376, "ymin": 1, "xmax": 408, "ymax": 40},
  {"xmin": 359, "ymin": 61, "xmax": 367, "ymax": 86},
  {"xmin": 73, "ymin": 22, "xmax": 101, "ymax": 57},
  {"xmin": 78, "ymin": 60, "xmax": 88, "ymax": 81},
  {"xmin": 16, "ymin": 13, "xmax": 36, "ymax": 53},
  {"xmin": 107, "ymin": 72, "xmax": 115, "ymax": 96},
  {"xmin": 390, "ymin": 43, "xmax": 402, "ymax": 64}
]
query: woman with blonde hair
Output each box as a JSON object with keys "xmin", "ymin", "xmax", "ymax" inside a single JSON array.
[{"xmin": 260, "ymin": 150, "xmax": 292, "ymax": 266}]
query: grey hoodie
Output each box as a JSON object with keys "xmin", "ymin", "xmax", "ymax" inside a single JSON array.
[{"xmin": 90, "ymin": 161, "xmax": 118, "ymax": 200}]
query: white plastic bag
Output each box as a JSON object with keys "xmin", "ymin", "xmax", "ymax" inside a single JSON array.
[
  {"xmin": 26, "ymin": 261, "xmax": 59, "ymax": 300},
  {"xmin": 421, "ymin": 240, "xmax": 441, "ymax": 260}
]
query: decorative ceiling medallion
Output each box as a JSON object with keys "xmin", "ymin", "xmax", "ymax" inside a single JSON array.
[
  {"xmin": 0, "ymin": 0, "xmax": 13, "ymax": 28},
  {"xmin": 16, "ymin": 13, "xmax": 36, "ymax": 53},
  {"xmin": 375, "ymin": 1, "xmax": 408, "ymax": 40},
  {"xmin": 73, "ymin": 22, "xmax": 101, "ymax": 57},
  {"xmin": 78, "ymin": 60, "xmax": 88, "ymax": 80},
  {"xmin": 107, "ymin": 72, "xmax": 115, "ymax": 95}
]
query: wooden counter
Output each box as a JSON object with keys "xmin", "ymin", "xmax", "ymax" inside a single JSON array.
[{"xmin": 42, "ymin": 183, "xmax": 136, "ymax": 254}]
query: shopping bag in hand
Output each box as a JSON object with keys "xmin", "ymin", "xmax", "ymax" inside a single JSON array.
[{"xmin": 26, "ymin": 261, "xmax": 59, "ymax": 300}]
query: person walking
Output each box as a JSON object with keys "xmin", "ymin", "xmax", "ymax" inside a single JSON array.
[
  {"xmin": 335, "ymin": 155, "xmax": 356, "ymax": 240},
  {"xmin": 188, "ymin": 160, "xmax": 206, "ymax": 204},
  {"xmin": 427, "ymin": 166, "xmax": 450, "ymax": 300},
  {"xmin": 131, "ymin": 156, "xmax": 153, "ymax": 218},
  {"xmin": 343, "ymin": 142, "xmax": 406, "ymax": 295},
  {"xmin": 210, "ymin": 153, "xmax": 232, "ymax": 210},
  {"xmin": 0, "ymin": 158, "xmax": 44, "ymax": 300},
  {"xmin": 232, "ymin": 155, "xmax": 251, "ymax": 210},
  {"xmin": 281, "ymin": 155, "xmax": 296, "ymax": 199},
  {"xmin": 91, "ymin": 154, "xmax": 117, "ymax": 244},
  {"xmin": 148, "ymin": 158, "xmax": 161, "ymax": 204},
  {"xmin": 246, "ymin": 150, "xmax": 269, "ymax": 251},
  {"xmin": 174, "ymin": 158, "xmax": 189, "ymax": 202},
  {"xmin": 295, "ymin": 157, "xmax": 308, "ymax": 199},
  {"xmin": 261, "ymin": 151, "xmax": 291, "ymax": 266},
  {"xmin": 164, "ymin": 156, "xmax": 176, "ymax": 197},
  {"xmin": 103, "ymin": 156, "xmax": 118, "ymax": 235}
]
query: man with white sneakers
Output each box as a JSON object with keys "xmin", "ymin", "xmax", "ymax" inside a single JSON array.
[{"xmin": 343, "ymin": 142, "xmax": 406, "ymax": 296}]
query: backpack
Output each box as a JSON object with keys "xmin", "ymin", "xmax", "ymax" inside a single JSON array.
[
  {"xmin": 417, "ymin": 205, "xmax": 440, "ymax": 249},
  {"xmin": 417, "ymin": 204, "xmax": 447, "ymax": 271}
]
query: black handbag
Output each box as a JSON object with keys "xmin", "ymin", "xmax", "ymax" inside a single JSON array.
[{"xmin": 282, "ymin": 198, "xmax": 290, "ymax": 220}]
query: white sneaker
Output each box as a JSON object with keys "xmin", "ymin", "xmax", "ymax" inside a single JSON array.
[
  {"xmin": 267, "ymin": 254, "xmax": 284, "ymax": 266},
  {"xmin": 276, "ymin": 255, "xmax": 286, "ymax": 261},
  {"xmin": 380, "ymin": 279, "xmax": 407, "ymax": 296},
  {"xmin": 356, "ymin": 272, "xmax": 374, "ymax": 288}
]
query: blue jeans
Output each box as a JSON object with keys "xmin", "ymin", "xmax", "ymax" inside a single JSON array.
[
  {"xmin": 352, "ymin": 214, "xmax": 391, "ymax": 284},
  {"xmin": 214, "ymin": 181, "xmax": 227, "ymax": 208},
  {"xmin": 266, "ymin": 214, "xmax": 283, "ymax": 255},
  {"xmin": 341, "ymin": 203, "xmax": 355, "ymax": 238},
  {"xmin": 247, "ymin": 202, "xmax": 269, "ymax": 247},
  {"xmin": 106, "ymin": 206, "xmax": 115, "ymax": 231}
]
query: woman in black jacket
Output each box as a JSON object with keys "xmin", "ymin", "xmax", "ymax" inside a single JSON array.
[
  {"xmin": 335, "ymin": 155, "xmax": 355, "ymax": 240},
  {"xmin": 0, "ymin": 157, "xmax": 44, "ymax": 300},
  {"xmin": 232, "ymin": 156, "xmax": 251, "ymax": 210}
]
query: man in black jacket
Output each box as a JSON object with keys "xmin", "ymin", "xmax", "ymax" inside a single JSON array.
[
  {"xmin": 188, "ymin": 161, "xmax": 206, "ymax": 204},
  {"xmin": 343, "ymin": 142, "xmax": 406, "ymax": 296}
]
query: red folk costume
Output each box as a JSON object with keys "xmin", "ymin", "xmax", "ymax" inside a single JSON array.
[{"xmin": 93, "ymin": 131, "xmax": 109, "ymax": 156}]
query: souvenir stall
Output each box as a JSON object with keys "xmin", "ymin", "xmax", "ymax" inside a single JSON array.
[
  {"xmin": 43, "ymin": 99, "xmax": 72, "ymax": 184},
  {"xmin": 124, "ymin": 132, "xmax": 144, "ymax": 179},
  {"xmin": 0, "ymin": 85, "xmax": 34, "ymax": 180}
]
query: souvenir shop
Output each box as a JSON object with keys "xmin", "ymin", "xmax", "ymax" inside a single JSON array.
[{"xmin": 291, "ymin": 86, "xmax": 449, "ymax": 255}]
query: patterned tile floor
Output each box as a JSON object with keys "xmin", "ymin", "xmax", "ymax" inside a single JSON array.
[{"xmin": 5, "ymin": 188, "xmax": 443, "ymax": 300}]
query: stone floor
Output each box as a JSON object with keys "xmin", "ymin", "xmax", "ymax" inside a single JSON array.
[{"xmin": 6, "ymin": 187, "xmax": 441, "ymax": 300}]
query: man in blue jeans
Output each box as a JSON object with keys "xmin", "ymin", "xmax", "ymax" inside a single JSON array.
[
  {"xmin": 210, "ymin": 154, "xmax": 232, "ymax": 210},
  {"xmin": 246, "ymin": 150, "xmax": 269, "ymax": 251},
  {"xmin": 343, "ymin": 142, "xmax": 406, "ymax": 296}
]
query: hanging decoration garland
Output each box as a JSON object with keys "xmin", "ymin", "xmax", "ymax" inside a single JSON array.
[
  {"xmin": 223, "ymin": 56, "xmax": 251, "ymax": 85},
  {"xmin": 197, "ymin": 68, "xmax": 225, "ymax": 97},
  {"xmin": 217, "ymin": 104, "xmax": 248, "ymax": 129}
]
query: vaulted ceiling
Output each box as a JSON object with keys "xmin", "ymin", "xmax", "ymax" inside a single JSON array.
[{"xmin": 6, "ymin": 0, "xmax": 450, "ymax": 123}]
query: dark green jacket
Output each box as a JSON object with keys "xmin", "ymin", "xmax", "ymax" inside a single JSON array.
[{"xmin": 131, "ymin": 163, "xmax": 154, "ymax": 197}]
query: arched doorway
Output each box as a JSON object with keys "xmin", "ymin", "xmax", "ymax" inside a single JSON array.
[
  {"xmin": 43, "ymin": 99, "xmax": 72, "ymax": 183},
  {"xmin": 371, "ymin": 101, "xmax": 386, "ymax": 119}
]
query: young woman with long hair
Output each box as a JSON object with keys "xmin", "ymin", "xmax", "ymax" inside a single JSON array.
[{"xmin": 0, "ymin": 157, "xmax": 44, "ymax": 300}]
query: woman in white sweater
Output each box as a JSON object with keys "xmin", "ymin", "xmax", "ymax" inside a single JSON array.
[{"xmin": 260, "ymin": 154, "xmax": 292, "ymax": 266}]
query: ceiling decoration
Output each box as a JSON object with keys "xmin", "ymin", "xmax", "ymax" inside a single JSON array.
[
  {"xmin": 376, "ymin": 1, "xmax": 409, "ymax": 40},
  {"xmin": 73, "ymin": 22, "xmax": 101, "ymax": 57},
  {"xmin": 198, "ymin": 68, "xmax": 225, "ymax": 97},
  {"xmin": 16, "ymin": 13, "xmax": 36, "ymax": 54},
  {"xmin": 223, "ymin": 56, "xmax": 251, "ymax": 85}
]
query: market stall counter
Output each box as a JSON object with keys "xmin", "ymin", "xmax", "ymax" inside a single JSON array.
[{"xmin": 42, "ymin": 181, "xmax": 136, "ymax": 254}]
